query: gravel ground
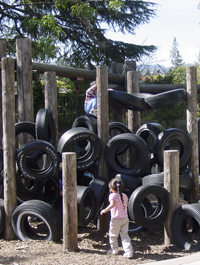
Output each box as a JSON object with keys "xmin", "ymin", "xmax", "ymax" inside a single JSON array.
[{"xmin": 0, "ymin": 223, "xmax": 196, "ymax": 265}]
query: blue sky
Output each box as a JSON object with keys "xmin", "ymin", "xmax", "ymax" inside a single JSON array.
[{"xmin": 105, "ymin": 0, "xmax": 200, "ymax": 67}]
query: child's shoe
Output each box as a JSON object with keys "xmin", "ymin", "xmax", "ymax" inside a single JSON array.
[
  {"xmin": 107, "ymin": 248, "xmax": 118, "ymax": 255},
  {"xmin": 123, "ymin": 251, "xmax": 133, "ymax": 259}
]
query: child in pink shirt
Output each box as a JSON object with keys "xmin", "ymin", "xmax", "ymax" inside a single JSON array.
[{"xmin": 100, "ymin": 178, "xmax": 133, "ymax": 259}]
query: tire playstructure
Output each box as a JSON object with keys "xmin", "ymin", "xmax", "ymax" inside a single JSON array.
[{"xmin": 1, "ymin": 87, "xmax": 197, "ymax": 245}]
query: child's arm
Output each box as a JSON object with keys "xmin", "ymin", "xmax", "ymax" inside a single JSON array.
[{"xmin": 100, "ymin": 200, "xmax": 115, "ymax": 215}]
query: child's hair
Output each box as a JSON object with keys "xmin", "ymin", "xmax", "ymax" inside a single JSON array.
[{"xmin": 109, "ymin": 178, "xmax": 125, "ymax": 209}]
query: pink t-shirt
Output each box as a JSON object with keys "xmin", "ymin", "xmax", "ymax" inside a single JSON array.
[{"xmin": 109, "ymin": 192, "xmax": 128, "ymax": 219}]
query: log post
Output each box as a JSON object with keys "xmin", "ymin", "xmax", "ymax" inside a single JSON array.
[
  {"xmin": 62, "ymin": 152, "xmax": 78, "ymax": 252},
  {"xmin": 0, "ymin": 40, "xmax": 6, "ymax": 149},
  {"xmin": 44, "ymin": 71, "xmax": 58, "ymax": 146},
  {"xmin": 16, "ymin": 38, "xmax": 34, "ymax": 123},
  {"xmin": 97, "ymin": 66, "xmax": 110, "ymax": 233},
  {"xmin": 164, "ymin": 150, "xmax": 179, "ymax": 246},
  {"xmin": 186, "ymin": 66, "xmax": 199, "ymax": 203},
  {"xmin": 2, "ymin": 57, "xmax": 17, "ymax": 239},
  {"xmin": 127, "ymin": 71, "xmax": 141, "ymax": 133}
]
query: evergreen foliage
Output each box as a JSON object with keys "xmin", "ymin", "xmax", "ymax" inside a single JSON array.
[{"xmin": 0, "ymin": 0, "xmax": 157, "ymax": 68}]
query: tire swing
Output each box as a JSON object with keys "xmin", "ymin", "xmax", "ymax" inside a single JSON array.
[
  {"xmin": 128, "ymin": 185, "xmax": 170, "ymax": 228},
  {"xmin": 77, "ymin": 186, "xmax": 96, "ymax": 227},
  {"xmin": 16, "ymin": 140, "xmax": 59, "ymax": 180},
  {"xmin": 57, "ymin": 127, "xmax": 101, "ymax": 171},
  {"xmin": 144, "ymin": 88, "xmax": 187, "ymax": 109},
  {"xmin": 11, "ymin": 200, "xmax": 62, "ymax": 242},
  {"xmin": 0, "ymin": 198, "xmax": 5, "ymax": 236},
  {"xmin": 172, "ymin": 203, "xmax": 200, "ymax": 251},
  {"xmin": 35, "ymin": 108, "xmax": 57, "ymax": 147},
  {"xmin": 153, "ymin": 128, "xmax": 191, "ymax": 169},
  {"xmin": 104, "ymin": 133, "xmax": 151, "ymax": 177},
  {"xmin": 108, "ymin": 90, "xmax": 151, "ymax": 111}
]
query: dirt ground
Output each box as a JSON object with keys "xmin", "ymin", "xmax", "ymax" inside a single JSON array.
[{"xmin": 0, "ymin": 222, "xmax": 197, "ymax": 265}]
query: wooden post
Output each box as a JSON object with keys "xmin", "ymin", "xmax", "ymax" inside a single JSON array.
[
  {"xmin": 124, "ymin": 60, "xmax": 136, "ymax": 91},
  {"xmin": 97, "ymin": 66, "xmax": 109, "ymax": 178},
  {"xmin": 186, "ymin": 66, "xmax": 199, "ymax": 203},
  {"xmin": 0, "ymin": 40, "xmax": 6, "ymax": 149},
  {"xmin": 164, "ymin": 150, "xmax": 179, "ymax": 246},
  {"xmin": 97, "ymin": 66, "xmax": 110, "ymax": 233},
  {"xmin": 62, "ymin": 152, "xmax": 78, "ymax": 252},
  {"xmin": 44, "ymin": 71, "xmax": 58, "ymax": 145},
  {"xmin": 110, "ymin": 63, "xmax": 123, "ymax": 122},
  {"xmin": 127, "ymin": 71, "xmax": 141, "ymax": 133},
  {"xmin": 2, "ymin": 57, "xmax": 17, "ymax": 239},
  {"xmin": 16, "ymin": 38, "xmax": 34, "ymax": 123}
]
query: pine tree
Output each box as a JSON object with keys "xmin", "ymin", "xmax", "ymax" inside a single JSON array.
[
  {"xmin": 170, "ymin": 37, "xmax": 184, "ymax": 68},
  {"xmin": 0, "ymin": 0, "xmax": 157, "ymax": 68}
]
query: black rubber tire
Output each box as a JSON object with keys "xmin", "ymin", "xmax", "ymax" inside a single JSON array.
[
  {"xmin": 136, "ymin": 123, "xmax": 165, "ymax": 153},
  {"xmin": 57, "ymin": 127, "xmax": 101, "ymax": 171},
  {"xmin": 16, "ymin": 169, "xmax": 42, "ymax": 201},
  {"xmin": 108, "ymin": 90, "xmax": 151, "ymax": 111},
  {"xmin": 35, "ymin": 108, "xmax": 57, "ymax": 147},
  {"xmin": 0, "ymin": 198, "xmax": 4, "ymax": 235},
  {"xmin": 109, "ymin": 122, "xmax": 132, "ymax": 154},
  {"xmin": 89, "ymin": 176, "xmax": 108, "ymax": 210},
  {"xmin": 142, "ymin": 169, "xmax": 193, "ymax": 192},
  {"xmin": 16, "ymin": 140, "xmax": 59, "ymax": 180},
  {"xmin": 39, "ymin": 176, "xmax": 60, "ymax": 206},
  {"xmin": 72, "ymin": 115, "xmax": 97, "ymax": 134},
  {"xmin": 114, "ymin": 173, "xmax": 142, "ymax": 191},
  {"xmin": 172, "ymin": 203, "xmax": 200, "ymax": 251},
  {"xmin": 11, "ymin": 200, "xmax": 62, "ymax": 241},
  {"xmin": 153, "ymin": 128, "xmax": 191, "ymax": 168},
  {"xmin": 104, "ymin": 133, "xmax": 151, "ymax": 177},
  {"xmin": 145, "ymin": 88, "xmax": 186, "ymax": 109},
  {"xmin": 128, "ymin": 185, "xmax": 170, "ymax": 228},
  {"xmin": 77, "ymin": 185, "xmax": 96, "ymax": 227},
  {"xmin": 15, "ymin": 122, "xmax": 36, "ymax": 139}
]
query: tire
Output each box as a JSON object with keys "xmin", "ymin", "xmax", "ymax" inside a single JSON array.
[
  {"xmin": 57, "ymin": 127, "xmax": 101, "ymax": 171},
  {"xmin": 104, "ymin": 133, "xmax": 151, "ymax": 177},
  {"xmin": 172, "ymin": 203, "xmax": 200, "ymax": 251},
  {"xmin": 136, "ymin": 123, "xmax": 165, "ymax": 153},
  {"xmin": 89, "ymin": 177, "xmax": 109, "ymax": 217},
  {"xmin": 145, "ymin": 88, "xmax": 186, "ymax": 109},
  {"xmin": 16, "ymin": 169, "xmax": 42, "ymax": 201},
  {"xmin": 128, "ymin": 185, "xmax": 170, "ymax": 228},
  {"xmin": 109, "ymin": 122, "xmax": 132, "ymax": 154},
  {"xmin": 40, "ymin": 177, "xmax": 60, "ymax": 206},
  {"xmin": 0, "ymin": 198, "xmax": 4, "ymax": 235},
  {"xmin": 153, "ymin": 128, "xmax": 191, "ymax": 168},
  {"xmin": 115, "ymin": 173, "xmax": 142, "ymax": 191},
  {"xmin": 35, "ymin": 108, "xmax": 57, "ymax": 147},
  {"xmin": 128, "ymin": 196, "xmax": 153, "ymax": 233},
  {"xmin": 16, "ymin": 140, "xmax": 59, "ymax": 180},
  {"xmin": 15, "ymin": 122, "xmax": 36, "ymax": 139},
  {"xmin": 72, "ymin": 115, "xmax": 97, "ymax": 134},
  {"xmin": 77, "ymin": 185, "xmax": 96, "ymax": 227},
  {"xmin": 108, "ymin": 90, "xmax": 151, "ymax": 111},
  {"xmin": 11, "ymin": 200, "xmax": 62, "ymax": 241}
]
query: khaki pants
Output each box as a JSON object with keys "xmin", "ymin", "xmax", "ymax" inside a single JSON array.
[{"xmin": 109, "ymin": 218, "xmax": 133, "ymax": 253}]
